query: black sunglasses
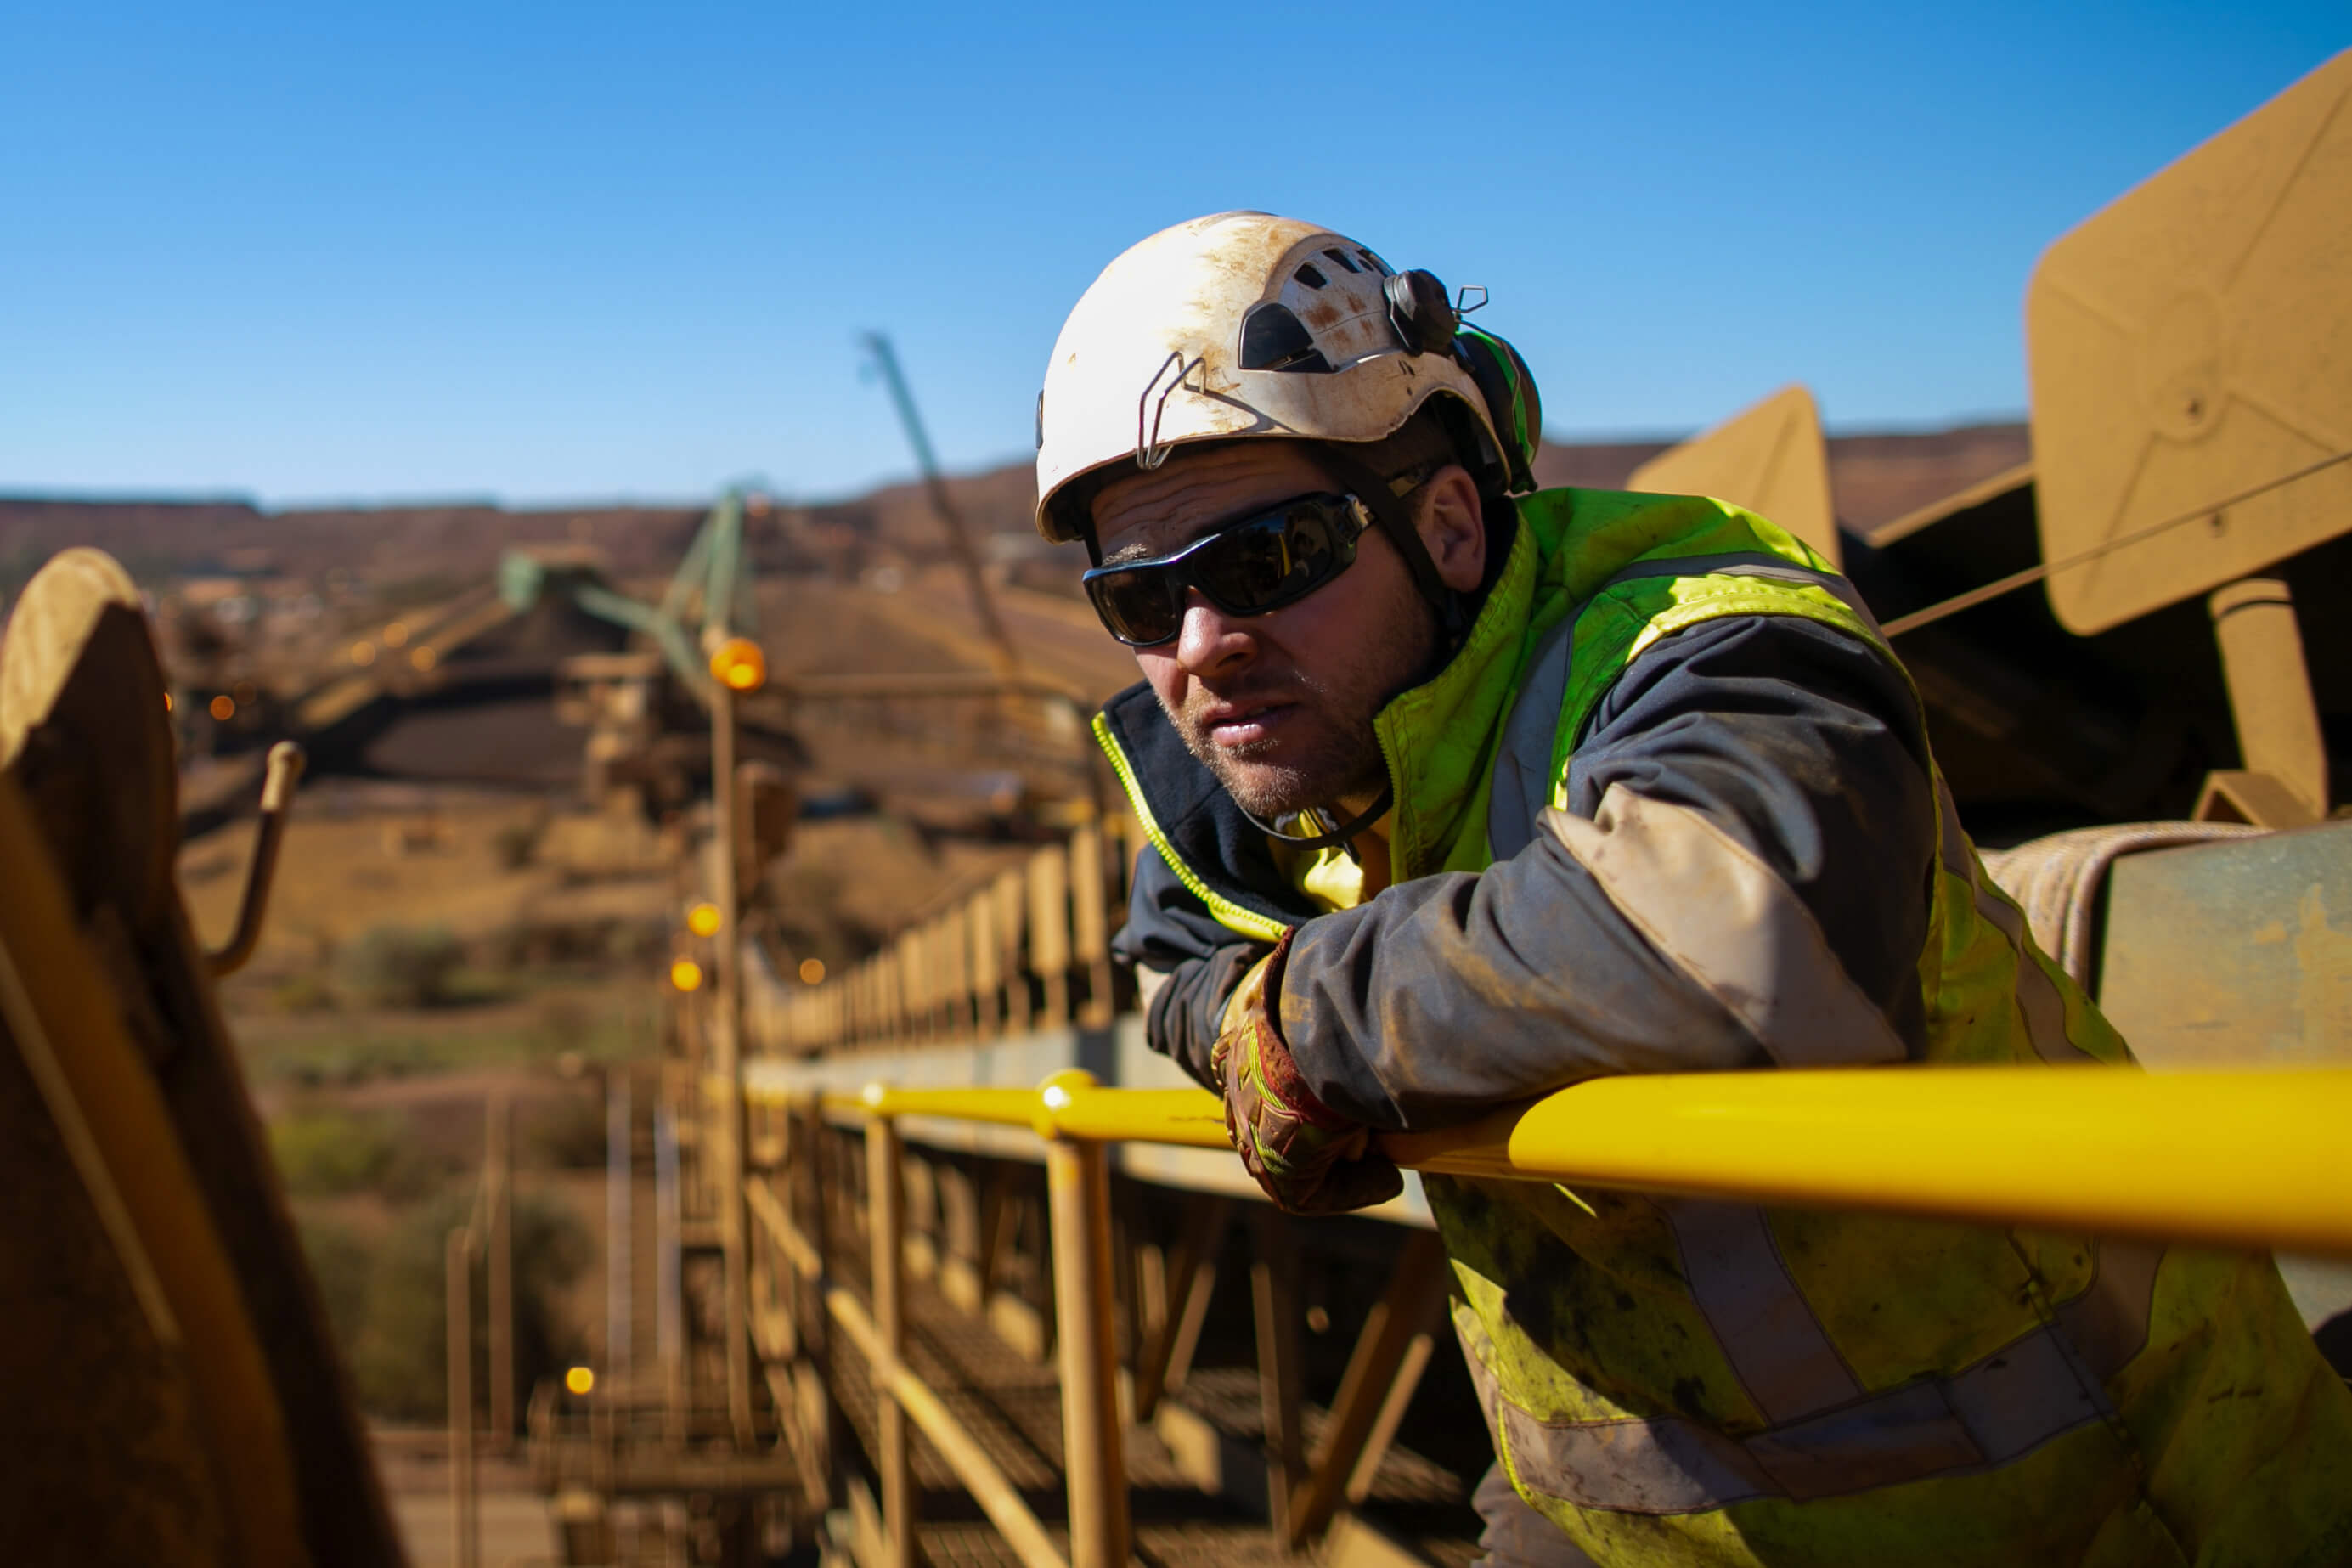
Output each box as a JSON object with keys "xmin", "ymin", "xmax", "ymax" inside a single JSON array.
[{"xmin": 1082, "ymin": 492, "xmax": 1374, "ymax": 646}]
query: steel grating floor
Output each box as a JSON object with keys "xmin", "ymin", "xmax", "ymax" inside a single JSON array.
[{"xmin": 815, "ymin": 1266, "xmax": 1481, "ymax": 1568}]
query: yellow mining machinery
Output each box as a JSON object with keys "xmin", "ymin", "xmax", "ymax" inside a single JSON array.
[{"xmin": 0, "ymin": 550, "xmax": 402, "ymax": 1564}]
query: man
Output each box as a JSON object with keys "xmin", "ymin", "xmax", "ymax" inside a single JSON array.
[{"xmin": 1034, "ymin": 212, "xmax": 2349, "ymax": 1566}]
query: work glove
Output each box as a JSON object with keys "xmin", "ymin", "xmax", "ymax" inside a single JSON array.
[{"xmin": 1213, "ymin": 928, "xmax": 1403, "ymax": 1215}]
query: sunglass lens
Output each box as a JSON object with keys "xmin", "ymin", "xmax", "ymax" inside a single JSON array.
[
  {"xmin": 1194, "ymin": 506, "xmax": 1338, "ymax": 614},
  {"xmin": 1086, "ymin": 570, "xmax": 1182, "ymax": 646},
  {"xmin": 1082, "ymin": 495, "xmax": 1356, "ymax": 645}
]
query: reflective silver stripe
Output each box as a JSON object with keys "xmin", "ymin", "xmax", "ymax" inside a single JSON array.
[
  {"xmin": 1741, "ymin": 1379, "xmax": 1982, "ymax": 1497},
  {"xmin": 1544, "ymin": 788, "xmax": 1908, "ymax": 1067},
  {"xmin": 1490, "ymin": 614, "xmax": 1577, "ymax": 861},
  {"xmin": 1935, "ymin": 779, "xmax": 1977, "ymax": 885},
  {"xmin": 1454, "ymin": 1312, "xmax": 1773, "ymax": 1515},
  {"xmin": 1933, "ymin": 778, "xmax": 2097, "ymax": 1065},
  {"xmin": 2054, "ymin": 1239, "xmax": 2163, "ymax": 1381},
  {"xmin": 1977, "ymin": 892, "xmax": 2094, "ymax": 1064},
  {"xmin": 1463, "ymin": 1271, "xmax": 2155, "ymax": 1518},
  {"xmin": 1499, "ymin": 1397, "xmax": 1777, "ymax": 1515},
  {"xmin": 1939, "ymin": 1316, "xmax": 2108, "ymax": 1466},
  {"xmin": 1667, "ymin": 1200, "xmax": 1861, "ymax": 1424}
]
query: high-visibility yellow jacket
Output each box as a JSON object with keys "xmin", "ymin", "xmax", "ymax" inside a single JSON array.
[{"xmin": 1098, "ymin": 487, "xmax": 2352, "ymax": 1565}]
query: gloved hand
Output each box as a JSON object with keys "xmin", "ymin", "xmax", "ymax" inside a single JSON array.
[{"xmin": 1213, "ymin": 928, "xmax": 1403, "ymax": 1215}]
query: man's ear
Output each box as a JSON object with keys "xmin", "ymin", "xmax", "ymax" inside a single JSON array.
[{"xmin": 1415, "ymin": 465, "xmax": 1486, "ymax": 593}]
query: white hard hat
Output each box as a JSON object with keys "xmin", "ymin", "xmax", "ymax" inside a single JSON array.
[{"xmin": 1033, "ymin": 211, "xmax": 1541, "ymax": 544}]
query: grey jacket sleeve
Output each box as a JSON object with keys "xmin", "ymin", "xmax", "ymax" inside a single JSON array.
[{"xmin": 1277, "ymin": 613, "xmax": 1937, "ymax": 1132}]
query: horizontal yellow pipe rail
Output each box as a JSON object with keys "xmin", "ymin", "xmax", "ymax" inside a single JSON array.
[
  {"xmin": 807, "ymin": 1077, "xmax": 1233, "ymax": 1147},
  {"xmin": 765, "ymin": 1065, "xmax": 2352, "ymax": 1258},
  {"xmin": 1386, "ymin": 1065, "xmax": 2352, "ymax": 1255},
  {"xmin": 829, "ymin": 1085, "xmax": 1039, "ymax": 1130}
]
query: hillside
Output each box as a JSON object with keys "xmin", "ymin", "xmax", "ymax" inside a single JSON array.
[{"xmin": 0, "ymin": 421, "xmax": 2029, "ymax": 596}]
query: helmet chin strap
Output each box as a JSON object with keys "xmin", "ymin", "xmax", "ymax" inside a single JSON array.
[
  {"xmin": 1314, "ymin": 448, "xmax": 1469, "ymax": 643},
  {"xmin": 1238, "ymin": 781, "xmax": 1395, "ymax": 855}
]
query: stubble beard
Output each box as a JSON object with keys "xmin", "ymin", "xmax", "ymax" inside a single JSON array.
[
  {"xmin": 1164, "ymin": 602, "xmax": 1435, "ymax": 822},
  {"xmin": 1173, "ymin": 670, "xmax": 1391, "ymax": 821}
]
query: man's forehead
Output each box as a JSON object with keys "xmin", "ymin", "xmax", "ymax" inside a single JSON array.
[{"xmin": 1091, "ymin": 442, "xmax": 1330, "ymax": 560}]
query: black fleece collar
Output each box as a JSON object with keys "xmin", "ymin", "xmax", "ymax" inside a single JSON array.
[{"xmin": 1096, "ymin": 681, "xmax": 1323, "ymax": 933}]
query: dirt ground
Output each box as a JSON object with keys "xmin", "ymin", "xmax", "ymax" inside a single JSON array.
[{"xmin": 183, "ymin": 780, "xmax": 670, "ymax": 967}]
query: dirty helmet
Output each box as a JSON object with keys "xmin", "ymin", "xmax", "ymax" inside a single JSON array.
[{"xmin": 1032, "ymin": 211, "xmax": 1541, "ymax": 549}]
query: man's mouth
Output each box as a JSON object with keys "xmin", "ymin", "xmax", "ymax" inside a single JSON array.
[{"xmin": 1196, "ymin": 697, "xmax": 1294, "ymax": 751}]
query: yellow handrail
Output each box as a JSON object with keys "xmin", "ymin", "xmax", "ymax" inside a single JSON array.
[{"xmin": 770, "ymin": 1065, "xmax": 2352, "ymax": 1258}]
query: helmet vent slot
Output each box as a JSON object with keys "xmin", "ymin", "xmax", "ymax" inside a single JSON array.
[
  {"xmin": 1294, "ymin": 263, "xmax": 1328, "ymax": 290},
  {"xmin": 1322, "ymin": 248, "xmax": 1361, "ymax": 274},
  {"xmin": 1238, "ymin": 303, "xmax": 1334, "ymax": 374}
]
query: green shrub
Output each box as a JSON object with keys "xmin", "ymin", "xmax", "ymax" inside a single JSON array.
[
  {"xmin": 296, "ymin": 1213, "xmax": 374, "ymax": 1354},
  {"xmin": 274, "ymin": 1035, "xmax": 438, "ymax": 1088},
  {"xmin": 522, "ymin": 1091, "xmax": 610, "ymax": 1170},
  {"xmin": 491, "ymin": 821, "xmax": 541, "ymax": 871},
  {"xmin": 347, "ymin": 1192, "xmax": 593, "ymax": 1421},
  {"xmin": 269, "ymin": 970, "xmax": 339, "ymax": 1016},
  {"xmin": 269, "ymin": 1108, "xmax": 438, "ymax": 1199},
  {"xmin": 340, "ymin": 922, "xmax": 465, "ymax": 1009}
]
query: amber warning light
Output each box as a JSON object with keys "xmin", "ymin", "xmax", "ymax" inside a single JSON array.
[{"xmin": 710, "ymin": 637, "xmax": 766, "ymax": 693}]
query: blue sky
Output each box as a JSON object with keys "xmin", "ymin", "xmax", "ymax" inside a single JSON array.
[{"xmin": 1, "ymin": 4, "xmax": 2340, "ymax": 508}]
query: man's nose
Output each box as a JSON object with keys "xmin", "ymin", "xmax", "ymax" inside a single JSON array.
[{"xmin": 1172, "ymin": 592, "xmax": 1255, "ymax": 680}]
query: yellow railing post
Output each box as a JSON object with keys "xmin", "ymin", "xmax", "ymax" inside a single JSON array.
[
  {"xmin": 944, "ymin": 907, "xmax": 973, "ymax": 1038},
  {"xmin": 794, "ymin": 1094, "xmax": 843, "ymax": 1514},
  {"xmin": 1249, "ymin": 1208, "xmax": 1307, "ymax": 1548},
  {"xmin": 1037, "ymin": 1071, "xmax": 1131, "ymax": 1568},
  {"xmin": 996, "ymin": 868, "xmax": 1030, "ymax": 1033},
  {"xmin": 708, "ymin": 640, "xmax": 758, "ymax": 1451},
  {"xmin": 1030, "ymin": 846, "xmax": 1071, "ymax": 1025},
  {"xmin": 1070, "ymin": 824, "xmax": 1113, "ymax": 1028},
  {"xmin": 445, "ymin": 1227, "xmax": 479, "ymax": 1568},
  {"xmin": 972, "ymin": 891, "xmax": 1002, "ymax": 1038},
  {"xmin": 866, "ymin": 1108, "xmax": 917, "ymax": 1568}
]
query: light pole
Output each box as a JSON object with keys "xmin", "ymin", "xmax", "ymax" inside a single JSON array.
[{"xmin": 708, "ymin": 635, "xmax": 766, "ymax": 1448}]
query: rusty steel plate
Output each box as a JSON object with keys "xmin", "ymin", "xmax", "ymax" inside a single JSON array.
[
  {"xmin": 1628, "ymin": 385, "xmax": 1839, "ymax": 567},
  {"xmin": 2098, "ymin": 818, "xmax": 2352, "ymax": 1069},
  {"xmin": 2026, "ymin": 51, "xmax": 2352, "ymax": 635}
]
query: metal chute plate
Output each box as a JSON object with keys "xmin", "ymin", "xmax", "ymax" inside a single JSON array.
[
  {"xmin": 1627, "ymin": 385, "xmax": 1840, "ymax": 567},
  {"xmin": 2027, "ymin": 51, "xmax": 2352, "ymax": 634}
]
